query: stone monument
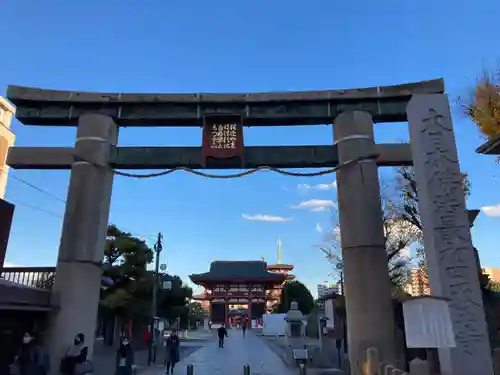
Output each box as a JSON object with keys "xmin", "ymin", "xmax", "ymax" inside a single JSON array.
[{"xmin": 408, "ymin": 94, "xmax": 493, "ymax": 375}]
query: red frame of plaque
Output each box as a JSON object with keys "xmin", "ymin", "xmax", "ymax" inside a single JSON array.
[{"xmin": 202, "ymin": 114, "xmax": 244, "ymax": 162}]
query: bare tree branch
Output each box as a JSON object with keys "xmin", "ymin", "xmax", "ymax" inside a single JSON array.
[{"xmin": 317, "ymin": 177, "xmax": 416, "ymax": 288}]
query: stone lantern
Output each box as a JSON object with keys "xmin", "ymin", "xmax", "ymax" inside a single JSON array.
[
  {"xmin": 285, "ymin": 301, "xmax": 306, "ymax": 347},
  {"xmin": 286, "ymin": 301, "xmax": 305, "ymax": 338},
  {"xmin": 285, "ymin": 301, "xmax": 309, "ymax": 364}
]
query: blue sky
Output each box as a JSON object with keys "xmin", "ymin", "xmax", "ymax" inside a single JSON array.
[{"xmin": 1, "ymin": 0, "xmax": 499, "ymax": 296}]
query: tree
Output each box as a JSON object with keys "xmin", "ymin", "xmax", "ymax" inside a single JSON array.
[
  {"xmin": 487, "ymin": 280, "xmax": 500, "ymax": 293},
  {"xmin": 100, "ymin": 224, "xmax": 192, "ymax": 325},
  {"xmin": 318, "ymin": 178, "xmax": 417, "ymax": 289},
  {"xmin": 156, "ymin": 273, "xmax": 193, "ymax": 325},
  {"xmin": 186, "ymin": 301, "xmax": 206, "ymax": 328},
  {"xmin": 459, "ymin": 67, "xmax": 500, "ymax": 162},
  {"xmin": 276, "ymin": 280, "xmax": 314, "ymax": 315},
  {"xmin": 187, "ymin": 301, "xmax": 206, "ymax": 318},
  {"xmin": 100, "ymin": 224, "xmax": 154, "ymax": 319}
]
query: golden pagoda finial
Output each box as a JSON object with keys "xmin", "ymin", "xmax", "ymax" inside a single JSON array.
[{"xmin": 277, "ymin": 237, "xmax": 282, "ymax": 264}]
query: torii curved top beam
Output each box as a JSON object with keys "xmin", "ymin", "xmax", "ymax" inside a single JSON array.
[{"xmin": 6, "ymin": 78, "xmax": 444, "ymax": 126}]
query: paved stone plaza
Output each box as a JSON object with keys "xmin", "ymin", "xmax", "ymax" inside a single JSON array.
[{"xmin": 144, "ymin": 330, "xmax": 294, "ymax": 375}]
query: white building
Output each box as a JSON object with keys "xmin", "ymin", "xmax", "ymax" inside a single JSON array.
[{"xmin": 317, "ymin": 283, "xmax": 338, "ymax": 298}]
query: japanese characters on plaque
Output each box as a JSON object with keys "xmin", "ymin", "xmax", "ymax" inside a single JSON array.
[
  {"xmin": 202, "ymin": 114, "xmax": 244, "ymax": 163},
  {"xmin": 211, "ymin": 123, "xmax": 238, "ymax": 149},
  {"xmin": 408, "ymin": 94, "xmax": 493, "ymax": 375}
]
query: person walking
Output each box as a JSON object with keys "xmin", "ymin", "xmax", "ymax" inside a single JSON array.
[
  {"xmin": 11, "ymin": 332, "xmax": 50, "ymax": 375},
  {"xmin": 164, "ymin": 330, "xmax": 180, "ymax": 374},
  {"xmin": 217, "ymin": 324, "xmax": 228, "ymax": 348},
  {"xmin": 115, "ymin": 337, "xmax": 135, "ymax": 375},
  {"xmin": 242, "ymin": 318, "xmax": 247, "ymax": 338},
  {"xmin": 59, "ymin": 333, "xmax": 92, "ymax": 375}
]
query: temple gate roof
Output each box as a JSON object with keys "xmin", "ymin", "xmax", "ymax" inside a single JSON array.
[{"xmin": 189, "ymin": 260, "xmax": 285, "ymax": 284}]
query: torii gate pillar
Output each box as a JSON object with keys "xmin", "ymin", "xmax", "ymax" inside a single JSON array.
[
  {"xmin": 334, "ymin": 111, "xmax": 398, "ymax": 375},
  {"xmin": 47, "ymin": 114, "xmax": 117, "ymax": 373}
]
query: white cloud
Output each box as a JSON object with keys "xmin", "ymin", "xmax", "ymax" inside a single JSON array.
[
  {"xmin": 241, "ymin": 214, "xmax": 292, "ymax": 222},
  {"xmin": 316, "ymin": 222, "xmax": 323, "ymax": 233},
  {"xmin": 311, "ymin": 206, "xmax": 328, "ymax": 212},
  {"xmin": 298, "ymin": 181, "xmax": 337, "ymax": 191},
  {"xmin": 291, "ymin": 199, "xmax": 337, "ymax": 212},
  {"xmin": 482, "ymin": 204, "xmax": 500, "ymax": 217}
]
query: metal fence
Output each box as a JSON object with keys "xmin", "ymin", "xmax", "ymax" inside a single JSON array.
[{"xmin": 0, "ymin": 267, "xmax": 56, "ymax": 290}]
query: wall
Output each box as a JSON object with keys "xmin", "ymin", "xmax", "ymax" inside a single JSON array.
[
  {"xmin": 0, "ymin": 97, "xmax": 15, "ymax": 199},
  {"xmin": 484, "ymin": 268, "xmax": 500, "ymax": 283}
]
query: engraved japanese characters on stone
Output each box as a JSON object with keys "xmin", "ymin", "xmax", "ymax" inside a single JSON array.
[
  {"xmin": 408, "ymin": 94, "xmax": 493, "ymax": 375},
  {"xmin": 419, "ymin": 107, "xmax": 486, "ymax": 357}
]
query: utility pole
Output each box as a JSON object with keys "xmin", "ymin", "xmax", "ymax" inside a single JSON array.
[
  {"xmin": 148, "ymin": 232, "xmax": 163, "ymax": 366},
  {"xmin": 335, "ymin": 261, "xmax": 347, "ymax": 355}
]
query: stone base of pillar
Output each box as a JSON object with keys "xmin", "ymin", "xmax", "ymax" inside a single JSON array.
[{"xmin": 48, "ymin": 262, "xmax": 102, "ymax": 372}]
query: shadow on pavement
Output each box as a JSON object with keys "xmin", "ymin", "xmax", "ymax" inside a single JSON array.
[{"xmin": 93, "ymin": 345, "xmax": 203, "ymax": 375}]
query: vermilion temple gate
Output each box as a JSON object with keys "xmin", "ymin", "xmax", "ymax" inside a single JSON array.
[{"xmin": 6, "ymin": 79, "xmax": 493, "ymax": 375}]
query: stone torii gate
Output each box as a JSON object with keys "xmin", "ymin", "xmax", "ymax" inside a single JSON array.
[{"xmin": 6, "ymin": 79, "xmax": 493, "ymax": 375}]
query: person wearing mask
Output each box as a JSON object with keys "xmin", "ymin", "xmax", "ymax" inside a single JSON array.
[
  {"xmin": 164, "ymin": 330, "xmax": 180, "ymax": 375},
  {"xmin": 115, "ymin": 337, "xmax": 135, "ymax": 375},
  {"xmin": 60, "ymin": 333, "xmax": 92, "ymax": 375},
  {"xmin": 12, "ymin": 332, "xmax": 50, "ymax": 375},
  {"xmin": 217, "ymin": 324, "xmax": 228, "ymax": 349}
]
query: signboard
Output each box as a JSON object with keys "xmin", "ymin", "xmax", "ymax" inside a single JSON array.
[
  {"xmin": 403, "ymin": 296, "xmax": 456, "ymax": 348},
  {"xmin": 292, "ymin": 349, "xmax": 309, "ymax": 360},
  {"xmin": 324, "ymin": 299, "xmax": 335, "ymax": 329},
  {"xmin": 202, "ymin": 114, "xmax": 244, "ymax": 166}
]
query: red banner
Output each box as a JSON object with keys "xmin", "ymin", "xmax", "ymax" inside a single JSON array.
[{"xmin": 202, "ymin": 115, "xmax": 244, "ymax": 163}]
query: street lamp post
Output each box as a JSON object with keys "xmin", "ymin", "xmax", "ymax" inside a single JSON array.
[
  {"xmin": 148, "ymin": 232, "xmax": 163, "ymax": 366},
  {"xmin": 335, "ymin": 261, "xmax": 347, "ymax": 354},
  {"xmin": 336, "ymin": 262, "xmax": 344, "ymax": 295}
]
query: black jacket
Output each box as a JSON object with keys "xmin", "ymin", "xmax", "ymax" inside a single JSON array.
[{"xmin": 217, "ymin": 327, "xmax": 228, "ymax": 338}]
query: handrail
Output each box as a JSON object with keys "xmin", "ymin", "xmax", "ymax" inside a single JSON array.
[{"xmin": 0, "ymin": 266, "xmax": 56, "ymax": 290}]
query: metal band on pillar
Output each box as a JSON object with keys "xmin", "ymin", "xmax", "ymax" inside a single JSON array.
[
  {"xmin": 75, "ymin": 136, "xmax": 110, "ymax": 143},
  {"xmin": 334, "ymin": 134, "xmax": 375, "ymax": 164},
  {"xmin": 333, "ymin": 134, "xmax": 373, "ymax": 145}
]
